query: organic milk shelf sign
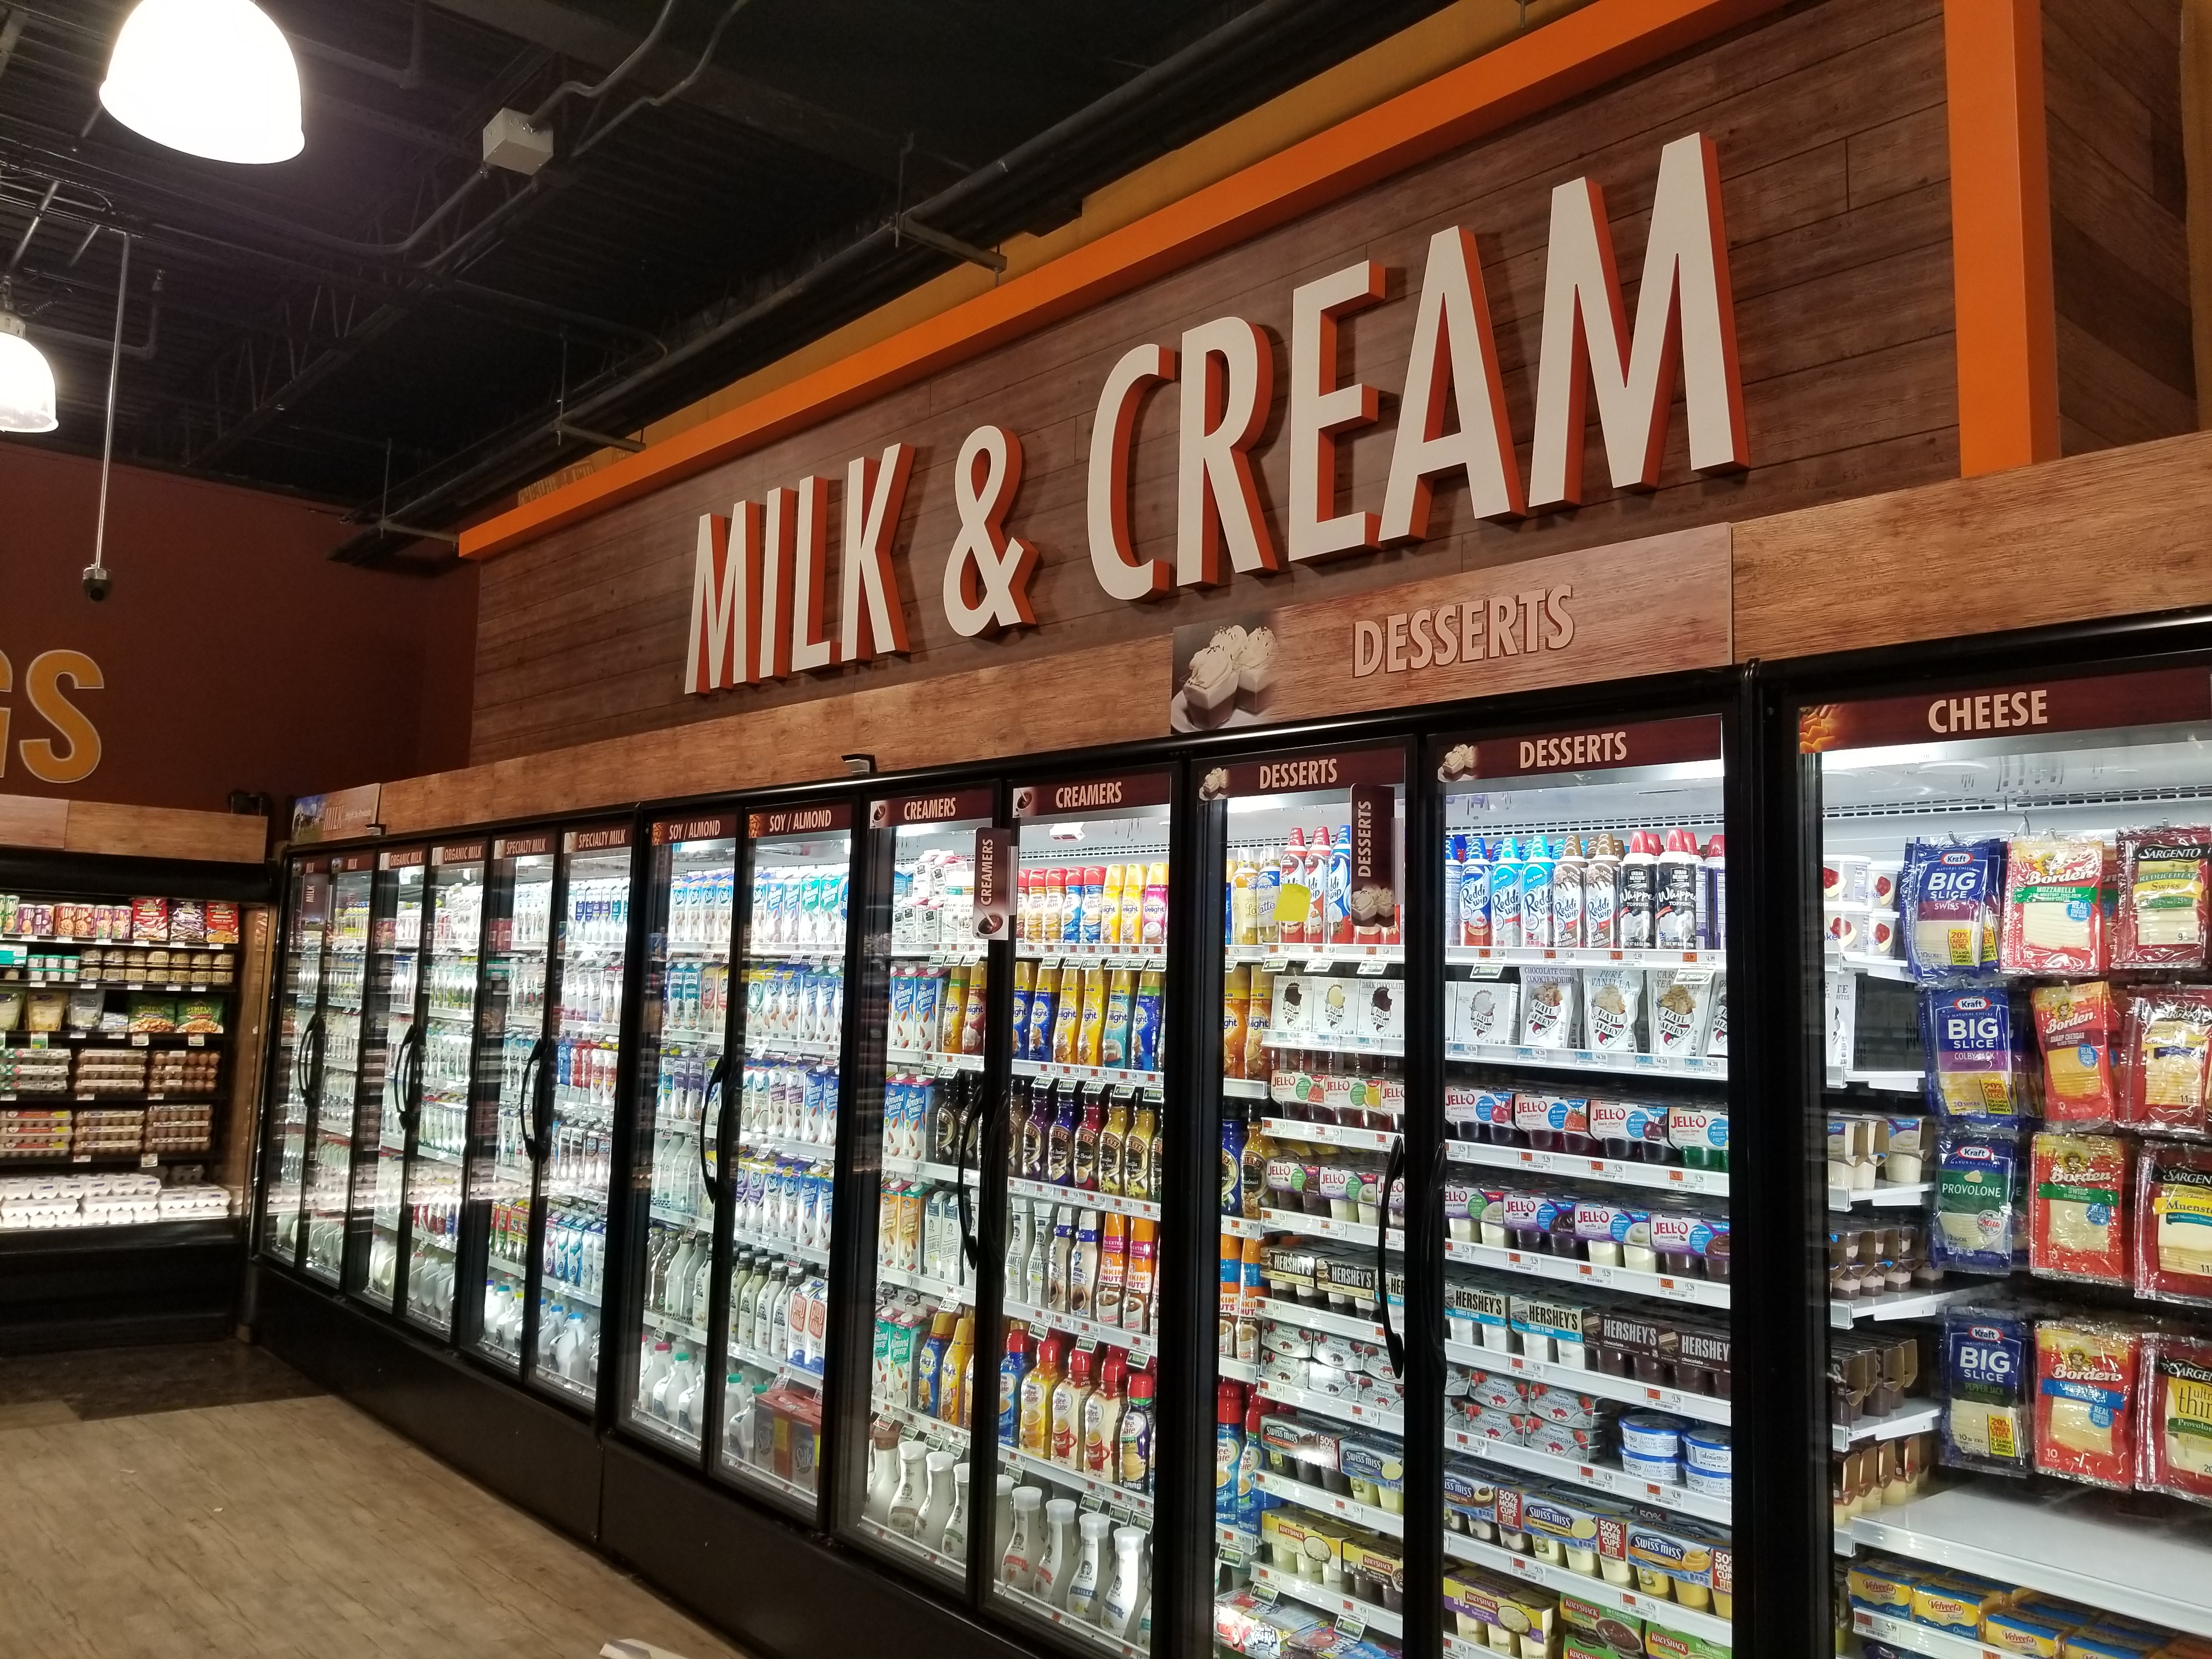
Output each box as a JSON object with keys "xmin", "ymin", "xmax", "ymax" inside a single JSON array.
[{"xmin": 684, "ymin": 131, "xmax": 1747, "ymax": 698}]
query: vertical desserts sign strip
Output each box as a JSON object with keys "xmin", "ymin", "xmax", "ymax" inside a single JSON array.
[{"xmin": 1165, "ymin": 524, "xmax": 1731, "ymax": 731}]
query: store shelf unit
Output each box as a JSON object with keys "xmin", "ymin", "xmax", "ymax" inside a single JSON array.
[
  {"xmin": 1442, "ymin": 1339, "xmax": 1731, "ymax": 1425},
  {"xmin": 1447, "ymin": 1427, "xmax": 1732, "ymax": 1525},
  {"xmin": 1442, "ymin": 1529, "xmax": 1734, "ymax": 1646},
  {"xmin": 1445, "ymin": 1137, "xmax": 1730, "ymax": 1196},
  {"xmin": 1444, "ymin": 1238, "xmax": 1731, "ymax": 1308}
]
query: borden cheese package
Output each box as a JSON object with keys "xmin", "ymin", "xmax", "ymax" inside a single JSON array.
[
  {"xmin": 2113, "ymin": 826, "xmax": 2212, "ymax": 969},
  {"xmin": 2121, "ymin": 987, "xmax": 2212, "ymax": 1138},
  {"xmin": 2135, "ymin": 1141, "xmax": 2212, "ymax": 1307},
  {"xmin": 2139, "ymin": 1333, "xmax": 2212, "ymax": 1507},
  {"xmin": 1904, "ymin": 839, "xmax": 2006, "ymax": 983},
  {"xmin": 2031, "ymin": 983, "xmax": 2119, "ymax": 1129},
  {"xmin": 2028, "ymin": 1133, "xmax": 2129, "ymax": 1286},
  {"xmin": 2034, "ymin": 1318, "xmax": 2140, "ymax": 1491},
  {"xmin": 2001, "ymin": 836, "xmax": 2107, "ymax": 974}
]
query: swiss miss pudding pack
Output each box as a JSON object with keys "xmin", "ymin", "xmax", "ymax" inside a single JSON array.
[{"xmin": 1870, "ymin": 828, "xmax": 2212, "ymax": 1509}]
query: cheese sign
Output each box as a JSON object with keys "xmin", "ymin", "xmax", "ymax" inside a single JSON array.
[
  {"xmin": 685, "ymin": 132, "xmax": 1745, "ymax": 697},
  {"xmin": 1801, "ymin": 667, "xmax": 2212, "ymax": 752}
]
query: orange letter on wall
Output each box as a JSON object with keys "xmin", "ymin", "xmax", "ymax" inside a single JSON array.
[
  {"xmin": 1087, "ymin": 343, "xmax": 1175, "ymax": 601},
  {"xmin": 840, "ymin": 442, "xmax": 916, "ymax": 662},
  {"xmin": 757, "ymin": 487, "xmax": 797, "ymax": 681},
  {"xmin": 19, "ymin": 650, "xmax": 100, "ymax": 785},
  {"xmin": 684, "ymin": 509, "xmax": 760, "ymax": 694},
  {"xmin": 788, "ymin": 474, "xmax": 839, "ymax": 674},
  {"xmin": 1288, "ymin": 261, "xmax": 1385, "ymax": 562},
  {"xmin": 1527, "ymin": 131, "xmax": 1747, "ymax": 511},
  {"xmin": 1380, "ymin": 226, "xmax": 1525, "ymax": 540},
  {"xmin": 1176, "ymin": 316, "xmax": 1278, "ymax": 587}
]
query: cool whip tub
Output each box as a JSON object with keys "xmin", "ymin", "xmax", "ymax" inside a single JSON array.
[{"xmin": 1684, "ymin": 1427, "xmax": 1732, "ymax": 1475}]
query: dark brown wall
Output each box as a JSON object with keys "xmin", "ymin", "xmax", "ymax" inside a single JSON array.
[
  {"xmin": 2045, "ymin": 0, "xmax": 2196, "ymax": 452},
  {"xmin": 473, "ymin": 0, "xmax": 1961, "ymax": 766},
  {"xmin": 0, "ymin": 443, "xmax": 476, "ymax": 811}
]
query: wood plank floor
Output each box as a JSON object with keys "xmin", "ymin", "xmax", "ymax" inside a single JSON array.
[{"xmin": 0, "ymin": 1342, "xmax": 748, "ymax": 1659}]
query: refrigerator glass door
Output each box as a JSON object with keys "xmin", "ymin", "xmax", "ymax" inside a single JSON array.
[
  {"xmin": 1432, "ymin": 718, "xmax": 1734, "ymax": 1659},
  {"xmin": 349, "ymin": 859, "xmax": 426, "ymax": 1310},
  {"xmin": 991, "ymin": 771, "xmax": 1175, "ymax": 1655},
  {"xmin": 303, "ymin": 865, "xmax": 371, "ymax": 1282},
  {"xmin": 533, "ymin": 827, "xmax": 632, "ymax": 1403},
  {"xmin": 466, "ymin": 837, "xmax": 554, "ymax": 1369},
  {"xmin": 1208, "ymin": 747, "xmax": 1409, "ymax": 1659},
  {"xmin": 716, "ymin": 804, "xmax": 852, "ymax": 1511},
  {"xmin": 402, "ymin": 849, "xmax": 484, "ymax": 1335},
  {"xmin": 1808, "ymin": 668, "xmax": 2212, "ymax": 1647},
  {"xmin": 850, "ymin": 787, "xmax": 995, "ymax": 1591},
  {"xmin": 623, "ymin": 813, "xmax": 737, "ymax": 1454},
  {"xmin": 259, "ymin": 860, "xmax": 327, "ymax": 1266}
]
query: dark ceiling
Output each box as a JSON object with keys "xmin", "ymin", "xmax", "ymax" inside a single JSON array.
[{"xmin": 0, "ymin": 0, "xmax": 1472, "ymax": 568}]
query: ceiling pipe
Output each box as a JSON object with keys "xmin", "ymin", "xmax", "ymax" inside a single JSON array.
[
  {"xmin": 293, "ymin": 0, "xmax": 428, "ymax": 92},
  {"xmin": 26, "ymin": 266, "xmax": 160, "ymax": 359}
]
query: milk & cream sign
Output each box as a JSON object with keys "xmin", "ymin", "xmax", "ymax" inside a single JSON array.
[{"xmin": 685, "ymin": 132, "xmax": 1745, "ymax": 697}]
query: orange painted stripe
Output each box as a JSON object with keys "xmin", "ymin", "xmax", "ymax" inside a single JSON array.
[
  {"xmin": 461, "ymin": 0, "xmax": 1788, "ymax": 561},
  {"xmin": 1944, "ymin": 0, "xmax": 2060, "ymax": 475}
]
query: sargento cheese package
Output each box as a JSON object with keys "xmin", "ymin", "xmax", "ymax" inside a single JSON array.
[
  {"xmin": 2138, "ymin": 1332, "xmax": 2212, "ymax": 1507},
  {"xmin": 2134, "ymin": 1140, "xmax": 2212, "ymax": 1307},
  {"xmin": 2120, "ymin": 986, "xmax": 2212, "ymax": 1137},
  {"xmin": 1934, "ymin": 1134, "xmax": 2023, "ymax": 1275},
  {"xmin": 2028, "ymin": 1132, "xmax": 2130, "ymax": 1286},
  {"xmin": 1903, "ymin": 838, "xmax": 2006, "ymax": 983},
  {"xmin": 2033, "ymin": 1318, "xmax": 2140, "ymax": 1491},
  {"xmin": 2113, "ymin": 826, "xmax": 2212, "ymax": 969},
  {"xmin": 1941, "ymin": 1306, "xmax": 2033, "ymax": 1475},
  {"xmin": 2031, "ymin": 981, "xmax": 2119, "ymax": 1129},
  {"xmin": 2000, "ymin": 836, "xmax": 2107, "ymax": 974},
  {"xmin": 1921, "ymin": 988, "xmax": 2032, "ymax": 1126}
]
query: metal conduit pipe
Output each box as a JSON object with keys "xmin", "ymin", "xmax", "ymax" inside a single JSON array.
[{"xmin": 335, "ymin": 0, "xmax": 1464, "ymax": 563}]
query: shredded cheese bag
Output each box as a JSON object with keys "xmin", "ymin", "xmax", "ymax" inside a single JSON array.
[
  {"xmin": 2114, "ymin": 827, "xmax": 2212, "ymax": 969},
  {"xmin": 2001, "ymin": 836, "xmax": 2107, "ymax": 974},
  {"xmin": 2135, "ymin": 1141, "xmax": 2212, "ymax": 1307},
  {"xmin": 2033, "ymin": 1319, "xmax": 2139, "ymax": 1491},
  {"xmin": 2031, "ymin": 981, "xmax": 2118, "ymax": 1128},
  {"xmin": 2028, "ymin": 1133, "xmax": 2129, "ymax": 1285},
  {"xmin": 2141, "ymin": 1334, "xmax": 2212, "ymax": 1507},
  {"xmin": 2121, "ymin": 988, "xmax": 2212, "ymax": 1137}
]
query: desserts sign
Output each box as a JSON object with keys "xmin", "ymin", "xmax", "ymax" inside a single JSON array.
[{"xmin": 686, "ymin": 131, "xmax": 1745, "ymax": 697}]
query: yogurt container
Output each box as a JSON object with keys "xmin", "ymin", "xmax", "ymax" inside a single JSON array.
[
  {"xmin": 1683, "ymin": 1427, "xmax": 1732, "ymax": 1475},
  {"xmin": 1684, "ymin": 1464, "xmax": 1731, "ymax": 1502},
  {"xmin": 1621, "ymin": 1447, "xmax": 1682, "ymax": 1485}
]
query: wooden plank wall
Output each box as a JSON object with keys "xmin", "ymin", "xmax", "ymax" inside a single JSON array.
[
  {"xmin": 2045, "ymin": 0, "xmax": 2197, "ymax": 450},
  {"xmin": 0, "ymin": 794, "xmax": 269, "ymax": 865},
  {"xmin": 470, "ymin": 0, "xmax": 1959, "ymax": 768}
]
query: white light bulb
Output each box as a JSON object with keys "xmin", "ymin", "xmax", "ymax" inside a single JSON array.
[
  {"xmin": 100, "ymin": 0, "xmax": 303, "ymax": 166},
  {"xmin": 0, "ymin": 317, "xmax": 58, "ymax": 433}
]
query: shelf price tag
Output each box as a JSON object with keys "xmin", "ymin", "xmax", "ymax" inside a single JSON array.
[
  {"xmin": 1305, "ymin": 958, "xmax": 1331, "ymax": 974},
  {"xmin": 187, "ymin": 1036, "xmax": 205, "ymax": 1048},
  {"xmin": 1338, "ymin": 1617, "xmax": 1367, "ymax": 1644},
  {"xmin": 140, "ymin": 1153, "xmax": 157, "ymax": 1169},
  {"xmin": 1080, "ymin": 1494, "xmax": 1106, "ymax": 1514},
  {"xmin": 1465, "ymin": 964, "xmax": 1506, "ymax": 980},
  {"xmin": 1356, "ymin": 960, "xmax": 1389, "ymax": 976},
  {"xmin": 1252, "ymin": 1580, "xmax": 1278, "ymax": 1606},
  {"xmin": 131, "ymin": 1034, "xmax": 149, "ymax": 1047}
]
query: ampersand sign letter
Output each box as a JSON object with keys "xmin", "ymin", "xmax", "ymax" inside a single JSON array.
[{"xmin": 941, "ymin": 424, "xmax": 1040, "ymax": 637}]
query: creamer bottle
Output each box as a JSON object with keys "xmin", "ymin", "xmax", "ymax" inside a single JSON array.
[
  {"xmin": 1122, "ymin": 1218, "xmax": 1156, "ymax": 1335},
  {"xmin": 864, "ymin": 1421, "xmax": 902, "ymax": 1521},
  {"xmin": 1103, "ymin": 1525, "xmax": 1148, "ymax": 1635},
  {"xmin": 1018, "ymin": 1336, "xmax": 1060, "ymax": 1455},
  {"xmin": 1046, "ymin": 1205, "xmax": 1076, "ymax": 1311},
  {"xmin": 1052, "ymin": 1345, "xmax": 1094, "ymax": 1468},
  {"xmin": 1276, "ymin": 830, "xmax": 1306, "ymax": 946},
  {"xmin": 1069, "ymin": 1209, "xmax": 1100, "ymax": 1313},
  {"xmin": 1066, "ymin": 1510, "xmax": 1113, "ymax": 1621},
  {"xmin": 1099, "ymin": 865, "xmax": 1125, "ymax": 947},
  {"xmin": 1254, "ymin": 845, "xmax": 1280, "ymax": 946},
  {"xmin": 939, "ymin": 1463, "xmax": 972, "ymax": 1559},
  {"xmin": 1084, "ymin": 1348, "xmax": 1127, "ymax": 1474},
  {"xmin": 1117, "ymin": 1370, "xmax": 1154, "ymax": 1492},
  {"xmin": 1231, "ymin": 853, "xmax": 1258, "ymax": 946},
  {"xmin": 1093, "ymin": 1211, "xmax": 1127, "ymax": 1324},
  {"xmin": 887, "ymin": 1438, "xmax": 928, "ymax": 1535},
  {"xmin": 1097, "ymin": 1092, "xmax": 1129, "ymax": 1196},
  {"xmin": 1034, "ymin": 1497, "xmax": 1079, "ymax": 1607},
  {"xmin": 919, "ymin": 1448, "xmax": 957, "ymax": 1543},
  {"xmin": 1302, "ymin": 828, "xmax": 1329, "ymax": 943},
  {"xmin": 1001, "ymin": 1486, "xmax": 1043, "ymax": 1591},
  {"xmin": 1141, "ymin": 861, "xmax": 1170, "ymax": 950}
]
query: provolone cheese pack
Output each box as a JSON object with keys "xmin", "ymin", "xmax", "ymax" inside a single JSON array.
[
  {"xmin": 1903, "ymin": 839, "xmax": 2006, "ymax": 984},
  {"xmin": 2140, "ymin": 1333, "xmax": 2212, "ymax": 1507},
  {"xmin": 2113, "ymin": 826, "xmax": 2212, "ymax": 969},
  {"xmin": 2030, "ymin": 982, "xmax": 2119, "ymax": 1129},
  {"xmin": 2135, "ymin": 1141, "xmax": 2212, "ymax": 1307},
  {"xmin": 2028, "ymin": 1132, "xmax": 2129, "ymax": 1285},
  {"xmin": 2000, "ymin": 836, "xmax": 2107, "ymax": 974},
  {"xmin": 1942, "ymin": 1306, "xmax": 2032, "ymax": 1476},
  {"xmin": 1921, "ymin": 988, "xmax": 2032, "ymax": 1126},
  {"xmin": 1934, "ymin": 1134, "xmax": 2023, "ymax": 1274},
  {"xmin": 2033, "ymin": 1318, "xmax": 2140, "ymax": 1491},
  {"xmin": 2120, "ymin": 986, "xmax": 2212, "ymax": 1138}
]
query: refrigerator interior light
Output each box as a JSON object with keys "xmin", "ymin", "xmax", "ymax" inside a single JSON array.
[
  {"xmin": 100, "ymin": 0, "xmax": 304, "ymax": 165},
  {"xmin": 0, "ymin": 309, "xmax": 57, "ymax": 433}
]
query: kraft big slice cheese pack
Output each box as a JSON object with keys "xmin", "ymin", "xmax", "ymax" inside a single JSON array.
[
  {"xmin": 1942, "ymin": 1307, "xmax": 2033, "ymax": 1475},
  {"xmin": 1904, "ymin": 839, "xmax": 2006, "ymax": 983},
  {"xmin": 1922, "ymin": 989, "xmax": 2032, "ymax": 1126}
]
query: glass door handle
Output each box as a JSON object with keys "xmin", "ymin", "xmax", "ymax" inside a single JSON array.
[
  {"xmin": 953, "ymin": 1072, "xmax": 981, "ymax": 1272},
  {"xmin": 518, "ymin": 1036, "xmax": 551, "ymax": 1163},
  {"xmin": 698, "ymin": 1055, "xmax": 730, "ymax": 1209},
  {"xmin": 397, "ymin": 1026, "xmax": 425, "ymax": 1133},
  {"xmin": 294, "ymin": 1012, "xmax": 322, "ymax": 1101},
  {"xmin": 1377, "ymin": 1133, "xmax": 1407, "ymax": 1377}
]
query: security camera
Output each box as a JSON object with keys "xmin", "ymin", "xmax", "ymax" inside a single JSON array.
[{"xmin": 81, "ymin": 563, "xmax": 110, "ymax": 602}]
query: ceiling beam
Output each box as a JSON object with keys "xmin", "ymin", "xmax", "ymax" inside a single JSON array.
[{"xmin": 422, "ymin": 0, "xmax": 937, "ymax": 182}]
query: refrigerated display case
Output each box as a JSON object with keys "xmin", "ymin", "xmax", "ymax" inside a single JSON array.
[
  {"xmin": 1204, "ymin": 743, "xmax": 1415, "ymax": 1659},
  {"xmin": 261, "ymin": 857, "xmax": 334, "ymax": 1262},
  {"xmin": 1801, "ymin": 664, "xmax": 2212, "ymax": 1650},
  {"xmin": 847, "ymin": 784, "xmax": 996, "ymax": 1588},
  {"xmin": 347, "ymin": 846, "xmax": 424, "ymax": 1311},
  {"xmin": 623, "ymin": 809, "xmax": 740, "ymax": 1454},
  {"xmin": 398, "ymin": 838, "xmax": 488, "ymax": 1335},
  {"xmin": 716, "ymin": 798, "xmax": 855, "ymax": 1510},
  {"xmin": 302, "ymin": 855, "xmax": 373, "ymax": 1282}
]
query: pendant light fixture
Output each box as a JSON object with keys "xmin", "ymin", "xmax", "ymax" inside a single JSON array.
[
  {"xmin": 100, "ymin": 0, "xmax": 303, "ymax": 165},
  {"xmin": 0, "ymin": 283, "xmax": 58, "ymax": 434}
]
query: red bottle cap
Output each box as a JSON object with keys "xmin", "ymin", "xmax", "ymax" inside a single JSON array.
[
  {"xmin": 1664, "ymin": 827, "xmax": 1697, "ymax": 853},
  {"xmin": 1705, "ymin": 834, "xmax": 1725, "ymax": 856}
]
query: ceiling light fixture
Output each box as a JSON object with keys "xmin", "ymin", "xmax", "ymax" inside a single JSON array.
[
  {"xmin": 100, "ymin": 0, "xmax": 304, "ymax": 165},
  {"xmin": 0, "ymin": 285, "xmax": 57, "ymax": 434}
]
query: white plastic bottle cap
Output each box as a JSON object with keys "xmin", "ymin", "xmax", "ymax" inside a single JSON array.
[
  {"xmin": 1045, "ymin": 1498, "xmax": 1076, "ymax": 1523},
  {"xmin": 1079, "ymin": 1512, "xmax": 1113, "ymax": 1540},
  {"xmin": 1012, "ymin": 1487, "xmax": 1042, "ymax": 1510}
]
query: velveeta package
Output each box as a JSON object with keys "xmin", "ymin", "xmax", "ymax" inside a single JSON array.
[
  {"xmin": 2000, "ymin": 836, "xmax": 2106, "ymax": 974},
  {"xmin": 1911, "ymin": 1573, "xmax": 2014, "ymax": 1637},
  {"xmin": 2033, "ymin": 1318, "xmax": 2139, "ymax": 1490},
  {"xmin": 1844, "ymin": 1558, "xmax": 1919, "ymax": 1617},
  {"xmin": 2032, "ymin": 983, "xmax": 2119, "ymax": 1129},
  {"xmin": 2114, "ymin": 826, "xmax": 2212, "ymax": 969},
  {"xmin": 2139, "ymin": 1332, "xmax": 2212, "ymax": 1508},
  {"xmin": 1922, "ymin": 989, "xmax": 2030, "ymax": 1126},
  {"xmin": 2121, "ymin": 986, "xmax": 2212, "ymax": 1137},
  {"xmin": 2136, "ymin": 1141, "xmax": 2212, "ymax": 1307},
  {"xmin": 2029, "ymin": 1133, "xmax": 2130, "ymax": 1286},
  {"xmin": 1942, "ymin": 1307, "xmax": 2033, "ymax": 1475},
  {"xmin": 1904, "ymin": 839, "xmax": 2006, "ymax": 983}
]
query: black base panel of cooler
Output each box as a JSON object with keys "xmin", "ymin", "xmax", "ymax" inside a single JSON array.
[
  {"xmin": 601, "ymin": 1440, "xmax": 1035, "ymax": 1659},
  {"xmin": 0, "ymin": 1219, "xmax": 242, "ymax": 1354},
  {"xmin": 254, "ymin": 1266, "xmax": 602, "ymax": 1543}
]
